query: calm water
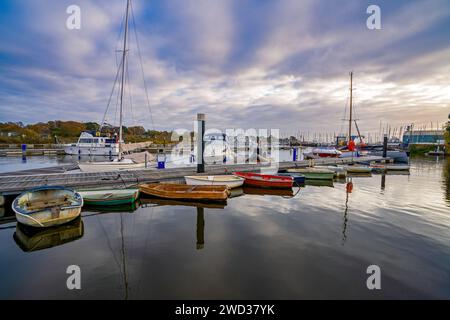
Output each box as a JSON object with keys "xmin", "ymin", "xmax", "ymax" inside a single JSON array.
[{"xmin": 0, "ymin": 157, "xmax": 449, "ymax": 299}]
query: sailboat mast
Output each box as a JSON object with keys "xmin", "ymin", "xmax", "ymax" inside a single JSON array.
[
  {"xmin": 119, "ymin": 0, "xmax": 131, "ymax": 158},
  {"xmin": 348, "ymin": 71, "xmax": 353, "ymax": 142}
]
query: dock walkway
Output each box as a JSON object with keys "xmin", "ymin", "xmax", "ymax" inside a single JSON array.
[{"xmin": 0, "ymin": 156, "xmax": 385, "ymax": 196}]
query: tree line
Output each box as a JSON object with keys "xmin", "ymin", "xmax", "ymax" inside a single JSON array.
[{"xmin": 0, "ymin": 121, "xmax": 173, "ymax": 145}]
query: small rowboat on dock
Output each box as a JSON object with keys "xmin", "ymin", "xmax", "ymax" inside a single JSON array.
[
  {"xmin": 286, "ymin": 168, "xmax": 335, "ymax": 180},
  {"xmin": 233, "ymin": 172, "xmax": 294, "ymax": 188},
  {"xmin": 78, "ymin": 188, "xmax": 140, "ymax": 206},
  {"xmin": 184, "ymin": 175, "xmax": 244, "ymax": 189},
  {"xmin": 12, "ymin": 186, "xmax": 83, "ymax": 228},
  {"xmin": 139, "ymin": 183, "xmax": 230, "ymax": 202}
]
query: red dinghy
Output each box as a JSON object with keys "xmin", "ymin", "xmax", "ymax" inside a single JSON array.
[{"xmin": 233, "ymin": 172, "xmax": 293, "ymax": 189}]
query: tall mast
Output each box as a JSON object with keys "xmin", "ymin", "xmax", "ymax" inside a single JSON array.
[
  {"xmin": 119, "ymin": 0, "xmax": 131, "ymax": 159},
  {"xmin": 348, "ymin": 71, "xmax": 353, "ymax": 142}
]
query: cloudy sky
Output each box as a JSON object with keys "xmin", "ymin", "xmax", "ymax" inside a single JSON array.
[{"xmin": 0, "ymin": 0, "xmax": 449, "ymax": 135}]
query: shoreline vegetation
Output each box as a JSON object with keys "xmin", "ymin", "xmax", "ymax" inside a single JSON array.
[
  {"xmin": 1, "ymin": 121, "xmax": 449, "ymax": 155},
  {"xmin": 0, "ymin": 121, "xmax": 173, "ymax": 145}
]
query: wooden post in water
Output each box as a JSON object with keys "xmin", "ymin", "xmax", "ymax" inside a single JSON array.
[
  {"xmin": 197, "ymin": 113, "xmax": 205, "ymax": 173},
  {"xmin": 256, "ymin": 135, "xmax": 260, "ymax": 163},
  {"xmin": 383, "ymin": 134, "xmax": 388, "ymax": 158}
]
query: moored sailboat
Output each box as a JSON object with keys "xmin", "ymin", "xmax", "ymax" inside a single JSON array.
[{"xmin": 78, "ymin": 0, "xmax": 154, "ymax": 172}]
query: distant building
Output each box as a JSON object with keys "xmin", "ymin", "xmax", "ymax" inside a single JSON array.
[
  {"xmin": 402, "ymin": 129, "xmax": 445, "ymax": 145},
  {"xmin": 0, "ymin": 131, "xmax": 19, "ymax": 137}
]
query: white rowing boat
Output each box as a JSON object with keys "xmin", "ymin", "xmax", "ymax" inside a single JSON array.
[
  {"xmin": 184, "ymin": 175, "xmax": 245, "ymax": 189},
  {"xmin": 12, "ymin": 186, "xmax": 83, "ymax": 228}
]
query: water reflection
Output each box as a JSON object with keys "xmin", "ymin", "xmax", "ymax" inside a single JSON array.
[
  {"xmin": 120, "ymin": 212, "xmax": 129, "ymax": 300},
  {"xmin": 305, "ymin": 180, "xmax": 334, "ymax": 188},
  {"xmin": 196, "ymin": 207, "xmax": 205, "ymax": 250},
  {"xmin": 342, "ymin": 180, "xmax": 353, "ymax": 245},
  {"xmin": 444, "ymin": 158, "xmax": 450, "ymax": 204},
  {"xmin": 83, "ymin": 201, "xmax": 139, "ymax": 213},
  {"xmin": 229, "ymin": 187, "xmax": 244, "ymax": 198},
  {"xmin": 381, "ymin": 173, "xmax": 386, "ymax": 191},
  {"xmin": 141, "ymin": 198, "xmax": 227, "ymax": 209},
  {"xmin": 1, "ymin": 158, "xmax": 450, "ymax": 299},
  {"xmin": 13, "ymin": 217, "xmax": 84, "ymax": 252},
  {"xmin": 243, "ymin": 187, "xmax": 295, "ymax": 197},
  {"xmin": 140, "ymin": 198, "xmax": 226, "ymax": 250}
]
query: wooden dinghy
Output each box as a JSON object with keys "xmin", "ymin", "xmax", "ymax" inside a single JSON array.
[
  {"xmin": 286, "ymin": 168, "xmax": 335, "ymax": 180},
  {"xmin": 78, "ymin": 188, "xmax": 139, "ymax": 206},
  {"xmin": 139, "ymin": 183, "xmax": 230, "ymax": 201},
  {"xmin": 12, "ymin": 186, "xmax": 83, "ymax": 228},
  {"xmin": 184, "ymin": 175, "xmax": 244, "ymax": 189},
  {"xmin": 233, "ymin": 172, "xmax": 293, "ymax": 188}
]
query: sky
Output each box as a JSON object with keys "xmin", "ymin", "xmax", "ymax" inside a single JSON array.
[{"xmin": 0, "ymin": 0, "xmax": 449, "ymax": 135}]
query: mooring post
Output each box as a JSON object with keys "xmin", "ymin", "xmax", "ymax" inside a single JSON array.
[
  {"xmin": 383, "ymin": 134, "xmax": 388, "ymax": 159},
  {"xmin": 256, "ymin": 135, "xmax": 260, "ymax": 163},
  {"xmin": 157, "ymin": 149, "xmax": 166, "ymax": 169},
  {"xmin": 197, "ymin": 113, "xmax": 205, "ymax": 173}
]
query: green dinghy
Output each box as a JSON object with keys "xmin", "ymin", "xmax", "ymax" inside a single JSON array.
[
  {"xmin": 78, "ymin": 188, "xmax": 140, "ymax": 206},
  {"xmin": 286, "ymin": 168, "xmax": 335, "ymax": 180}
]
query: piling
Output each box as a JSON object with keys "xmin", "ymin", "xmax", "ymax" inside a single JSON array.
[
  {"xmin": 383, "ymin": 134, "xmax": 388, "ymax": 158},
  {"xmin": 197, "ymin": 113, "xmax": 205, "ymax": 173},
  {"xmin": 256, "ymin": 136, "xmax": 260, "ymax": 163}
]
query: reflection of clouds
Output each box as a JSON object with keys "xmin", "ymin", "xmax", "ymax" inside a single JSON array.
[
  {"xmin": 4, "ymin": 159, "xmax": 450, "ymax": 298},
  {"xmin": 444, "ymin": 158, "xmax": 450, "ymax": 206}
]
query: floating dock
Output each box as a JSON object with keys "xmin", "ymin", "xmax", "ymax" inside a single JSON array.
[{"xmin": 0, "ymin": 156, "xmax": 386, "ymax": 197}]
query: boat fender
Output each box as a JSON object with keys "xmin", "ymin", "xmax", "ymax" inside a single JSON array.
[{"xmin": 346, "ymin": 182, "xmax": 353, "ymax": 193}]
